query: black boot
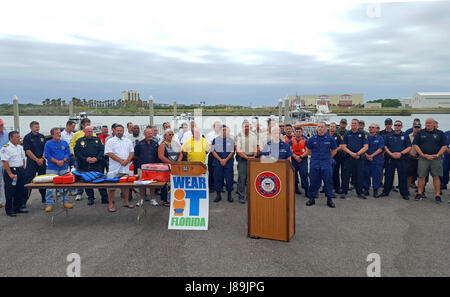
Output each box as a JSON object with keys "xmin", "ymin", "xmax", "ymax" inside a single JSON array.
[
  {"xmin": 306, "ymin": 198, "xmax": 315, "ymax": 206},
  {"xmin": 327, "ymin": 198, "xmax": 335, "ymax": 208},
  {"xmin": 373, "ymin": 189, "xmax": 380, "ymax": 198},
  {"xmin": 214, "ymin": 192, "xmax": 222, "ymax": 203},
  {"xmin": 227, "ymin": 191, "xmax": 233, "ymax": 202},
  {"xmin": 88, "ymin": 198, "xmax": 95, "ymax": 206}
]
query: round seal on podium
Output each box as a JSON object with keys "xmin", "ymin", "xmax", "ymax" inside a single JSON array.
[{"xmin": 255, "ymin": 171, "xmax": 281, "ymax": 198}]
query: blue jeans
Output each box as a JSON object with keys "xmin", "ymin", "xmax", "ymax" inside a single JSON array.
[{"xmin": 45, "ymin": 169, "xmax": 69, "ymax": 206}]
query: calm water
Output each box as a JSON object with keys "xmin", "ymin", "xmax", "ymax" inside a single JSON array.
[{"xmin": 0, "ymin": 114, "xmax": 449, "ymax": 136}]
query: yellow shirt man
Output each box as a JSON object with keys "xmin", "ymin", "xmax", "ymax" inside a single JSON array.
[{"xmin": 181, "ymin": 137, "xmax": 210, "ymax": 165}]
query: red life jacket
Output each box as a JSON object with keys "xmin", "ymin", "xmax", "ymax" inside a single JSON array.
[{"xmin": 290, "ymin": 137, "xmax": 307, "ymax": 156}]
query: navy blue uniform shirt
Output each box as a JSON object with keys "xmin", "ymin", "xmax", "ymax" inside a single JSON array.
[
  {"xmin": 23, "ymin": 132, "xmax": 45, "ymax": 159},
  {"xmin": 211, "ymin": 136, "xmax": 235, "ymax": 166},
  {"xmin": 385, "ymin": 131, "xmax": 411, "ymax": 153},
  {"xmin": 306, "ymin": 134, "xmax": 337, "ymax": 169},
  {"xmin": 367, "ymin": 134, "xmax": 385, "ymax": 163},
  {"xmin": 343, "ymin": 130, "xmax": 368, "ymax": 153},
  {"xmin": 261, "ymin": 141, "xmax": 293, "ymax": 160}
]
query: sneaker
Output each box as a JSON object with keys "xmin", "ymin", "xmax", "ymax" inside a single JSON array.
[
  {"xmin": 64, "ymin": 203, "xmax": 73, "ymax": 209},
  {"xmin": 435, "ymin": 196, "xmax": 442, "ymax": 204},
  {"xmin": 340, "ymin": 194, "xmax": 346, "ymax": 199},
  {"xmin": 75, "ymin": 195, "xmax": 82, "ymax": 201},
  {"xmin": 136, "ymin": 200, "xmax": 144, "ymax": 207},
  {"xmin": 402, "ymin": 195, "xmax": 410, "ymax": 200},
  {"xmin": 45, "ymin": 205, "xmax": 53, "ymax": 212},
  {"xmin": 414, "ymin": 194, "xmax": 423, "ymax": 201},
  {"xmin": 239, "ymin": 196, "xmax": 246, "ymax": 204},
  {"xmin": 151, "ymin": 199, "xmax": 159, "ymax": 206}
]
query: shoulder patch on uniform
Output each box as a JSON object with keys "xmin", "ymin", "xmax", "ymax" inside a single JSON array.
[{"xmin": 3, "ymin": 144, "xmax": 8, "ymax": 147}]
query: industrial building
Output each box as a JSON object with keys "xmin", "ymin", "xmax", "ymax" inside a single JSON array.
[
  {"xmin": 408, "ymin": 92, "xmax": 450, "ymax": 108},
  {"xmin": 287, "ymin": 93, "xmax": 364, "ymax": 107}
]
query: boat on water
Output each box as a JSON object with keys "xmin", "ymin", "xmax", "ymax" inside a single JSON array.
[
  {"xmin": 68, "ymin": 112, "xmax": 102, "ymax": 134},
  {"xmin": 312, "ymin": 104, "xmax": 337, "ymax": 125},
  {"xmin": 284, "ymin": 104, "xmax": 318, "ymax": 137}
]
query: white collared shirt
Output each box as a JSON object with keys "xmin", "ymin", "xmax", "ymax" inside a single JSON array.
[
  {"xmin": 105, "ymin": 136, "xmax": 134, "ymax": 174},
  {"xmin": 61, "ymin": 129, "xmax": 74, "ymax": 145},
  {"xmin": 0, "ymin": 141, "xmax": 26, "ymax": 167}
]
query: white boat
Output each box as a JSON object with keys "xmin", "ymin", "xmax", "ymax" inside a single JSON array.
[
  {"xmin": 284, "ymin": 104, "xmax": 317, "ymax": 137},
  {"xmin": 312, "ymin": 104, "xmax": 337, "ymax": 125}
]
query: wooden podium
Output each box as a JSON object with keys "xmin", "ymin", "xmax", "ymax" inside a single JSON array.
[{"xmin": 247, "ymin": 159, "xmax": 295, "ymax": 242}]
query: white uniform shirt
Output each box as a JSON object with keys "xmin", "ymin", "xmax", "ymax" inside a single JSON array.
[
  {"xmin": 206, "ymin": 130, "xmax": 221, "ymax": 145},
  {"xmin": 61, "ymin": 130, "xmax": 74, "ymax": 146},
  {"xmin": 105, "ymin": 136, "xmax": 134, "ymax": 174},
  {"xmin": 0, "ymin": 141, "xmax": 26, "ymax": 167}
]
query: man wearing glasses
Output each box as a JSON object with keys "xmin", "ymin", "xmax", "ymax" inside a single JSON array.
[
  {"xmin": 279, "ymin": 123, "xmax": 286, "ymax": 137},
  {"xmin": 380, "ymin": 120, "xmax": 411, "ymax": 200},
  {"xmin": 363, "ymin": 124, "xmax": 384, "ymax": 198}
]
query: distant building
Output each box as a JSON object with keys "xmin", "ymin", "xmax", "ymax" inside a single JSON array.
[
  {"xmin": 365, "ymin": 103, "xmax": 382, "ymax": 109},
  {"xmin": 410, "ymin": 92, "xmax": 450, "ymax": 108},
  {"xmin": 122, "ymin": 90, "xmax": 140, "ymax": 102},
  {"xmin": 399, "ymin": 97, "xmax": 412, "ymax": 108},
  {"xmin": 286, "ymin": 93, "xmax": 363, "ymax": 107}
]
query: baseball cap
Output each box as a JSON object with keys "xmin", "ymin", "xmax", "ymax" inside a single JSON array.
[
  {"xmin": 0, "ymin": 119, "xmax": 4, "ymax": 125},
  {"xmin": 384, "ymin": 118, "xmax": 393, "ymax": 125},
  {"xmin": 340, "ymin": 118, "xmax": 347, "ymax": 124}
]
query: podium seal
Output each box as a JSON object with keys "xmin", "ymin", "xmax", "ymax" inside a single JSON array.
[{"xmin": 255, "ymin": 171, "xmax": 281, "ymax": 198}]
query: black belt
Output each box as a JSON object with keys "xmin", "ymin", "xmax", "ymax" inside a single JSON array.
[{"xmin": 11, "ymin": 166, "xmax": 23, "ymax": 169}]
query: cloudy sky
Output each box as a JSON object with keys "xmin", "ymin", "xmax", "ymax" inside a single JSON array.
[{"xmin": 0, "ymin": 0, "xmax": 449, "ymax": 105}]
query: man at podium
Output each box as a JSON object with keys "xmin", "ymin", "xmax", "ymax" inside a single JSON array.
[
  {"xmin": 259, "ymin": 127, "xmax": 293, "ymax": 161},
  {"xmin": 306, "ymin": 122, "xmax": 338, "ymax": 208}
]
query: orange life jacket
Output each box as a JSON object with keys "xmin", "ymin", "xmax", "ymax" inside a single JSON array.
[
  {"xmin": 290, "ymin": 137, "xmax": 307, "ymax": 156},
  {"xmin": 284, "ymin": 135, "xmax": 294, "ymax": 143}
]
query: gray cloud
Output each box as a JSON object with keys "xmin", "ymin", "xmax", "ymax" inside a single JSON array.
[{"xmin": 0, "ymin": 1, "xmax": 449, "ymax": 105}]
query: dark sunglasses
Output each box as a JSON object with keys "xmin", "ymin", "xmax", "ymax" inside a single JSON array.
[
  {"xmin": 369, "ymin": 126, "xmax": 376, "ymax": 129},
  {"xmin": 394, "ymin": 124, "xmax": 402, "ymax": 127}
]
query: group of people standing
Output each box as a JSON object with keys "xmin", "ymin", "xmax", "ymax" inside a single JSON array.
[{"xmin": 0, "ymin": 115, "xmax": 449, "ymax": 217}]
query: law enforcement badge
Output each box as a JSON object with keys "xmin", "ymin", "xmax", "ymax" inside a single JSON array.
[
  {"xmin": 41, "ymin": 138, "xmax": 44, "ymax": 142},
  {"xmin": 255, "ymin": 171, "xmax": 282, "ymax": 199},
  {"xmin": 81, "ymin": 141, "xmax": 85, "ymax": 147}
]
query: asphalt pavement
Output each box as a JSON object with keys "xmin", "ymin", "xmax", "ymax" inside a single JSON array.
[{"xmin": 0, "ymin": 184, "xmax": 449, "ymax": 277}]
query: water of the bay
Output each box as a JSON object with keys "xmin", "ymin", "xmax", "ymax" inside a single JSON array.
[{"xmin": 0, "ymin": 114, "xmax": 449, "ymax": 136}]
